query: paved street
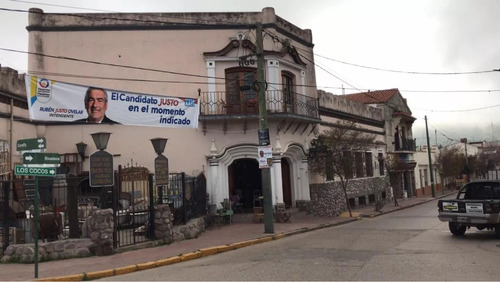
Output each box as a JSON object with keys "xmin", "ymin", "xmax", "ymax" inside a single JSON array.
[{"xmin": 100, "ymin": 196, "xmax": 500, "ymax": 281}]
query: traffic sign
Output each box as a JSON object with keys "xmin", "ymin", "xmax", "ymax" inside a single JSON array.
[
  {"xmin": 17, "ymin": 138, "xmax": 46, "ymax": 153},
  {"xmin": 23, "ymin": 152, "xmax": 60, "ymax": 167},
  {"xmin": 14, "ymin": 165, "xmax": 57, "ymax": 177}
]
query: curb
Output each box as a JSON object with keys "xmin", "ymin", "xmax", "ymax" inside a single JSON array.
[
  {"xmin": 36, "ymin": 194, "xmax": 452, "ymax": 281},
  {"xmin": 36, "ymin": 217, "xmax": 357, "ymax": 281}
]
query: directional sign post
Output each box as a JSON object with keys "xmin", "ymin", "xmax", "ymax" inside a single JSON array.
[
  {"xmin": 17, "ymin": 138, "xmax": 46, "ymax": 153},
  {"xmin": 23, "ymin": 152, "xmax": 60, "ymax": 167},
  {"xmin": 15, "ymin": 138, "xmax": 57, "ymax": 279},
  {"xmin": 15, "ymin": 165, "xmax": 57, "ymax": 177}
]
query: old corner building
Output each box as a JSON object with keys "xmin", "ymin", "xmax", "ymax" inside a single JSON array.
[{"xmin": 20, "ymin": 7, "xmax": 317, "ymax": 209}]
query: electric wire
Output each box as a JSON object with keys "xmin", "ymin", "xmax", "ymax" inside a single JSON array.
[
  {"xmin": 7, "ymin": 0, "xmax": 116, "ymax": 12},
  {"xmin": 1, "ymin": 8, "xmax": 499, "ymax": 113}
]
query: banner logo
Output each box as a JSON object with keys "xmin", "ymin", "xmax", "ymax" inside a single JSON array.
[{"xmin": 36, "ymin": 78, "xmax": 52, "ymax": 103}]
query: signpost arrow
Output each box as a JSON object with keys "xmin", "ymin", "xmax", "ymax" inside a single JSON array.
[
  {"xmin": 22, "ymin": 152, "xmax": 60, "ymax": 167},
  {"xmin": 14, "ymin": 165, "xmax": 57, "ymax": 177},
  {"xmin": 17, "ymin": 138, "xmax": 46, "ymax": 153}
]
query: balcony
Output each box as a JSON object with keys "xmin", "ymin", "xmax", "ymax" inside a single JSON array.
[
  {"xmin": 199, "ymin": 90, "xmax": 319, "ymax": 119},
  {"xmin": 394, "ymin": 138, "xmax": 416, "ymax": 152},
  {"xmin": 198, "ymin": 90, "xmax": 320, "ymax": 134}
]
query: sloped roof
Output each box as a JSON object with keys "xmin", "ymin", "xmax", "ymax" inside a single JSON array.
[
  {"xmin": 344, "ymin": 88, "xmax": 400, "ymax": 104},
  {"xmin": 393, "ymin": 111, "xmax": 416, "ymax": 120}
]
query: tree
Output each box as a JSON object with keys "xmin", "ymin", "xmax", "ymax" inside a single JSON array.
[
  {"xmin": 385, "ymin": 154, "xmax": 404, "ymax": 207},
  {"xmin": 308, "ymin": 120, "xmax": 376, "ymax": 217},
  {"xmin": 435, "ymin": 146, "xmax": 463, "ymax": 190}
]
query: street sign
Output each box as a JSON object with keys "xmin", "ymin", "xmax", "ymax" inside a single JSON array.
[
  {"xmin": 258, "ymin": 129, "xmax": 270, "ymax": 146},
  {"xmin": 14, "ymin": 165, "xmax": 57, "ymax": 177},
  {"xmin": 17, "ymin": 138, "xmax": 46, "ymax": 153},
  {"xmin": 23, "ymin": 152, "xmax": 60, "ymax": 167},
  {"xmin": 89, "ymin": 150, "xmax": 114, "ymax": 187},
  {"xmin": 155, "ymin": 154, "xmax": 169, "ymax": 185}
]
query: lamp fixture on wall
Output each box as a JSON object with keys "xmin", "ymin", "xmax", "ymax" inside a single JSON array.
[
  {"xmin": 91, "ymin": 132, "xmax": 111, "ymax": 150},
  {"xmin": 75, "ymin": 142, "xmax": 87, "ymax": 159},
  {"xmin": 150, "ymin": 138, "xmax": 168, "ymax": 155}
]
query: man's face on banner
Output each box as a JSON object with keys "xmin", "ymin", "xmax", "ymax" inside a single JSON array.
[{"xmin": 87, "ymin": 89, "xmax": 108, "ymax": 123}]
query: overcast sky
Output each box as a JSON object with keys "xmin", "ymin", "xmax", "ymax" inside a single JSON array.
[{"xmin": 1, "ymin": 0, "xmax": 499, "ymax": 146}]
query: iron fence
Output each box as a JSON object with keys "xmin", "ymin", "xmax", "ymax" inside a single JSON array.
[
  {"xmin": 1, "ymin": 169, "xmax": 207, "ymax": 251},
  {"xmin": 199, "ymin": 90, "xmax": 319, "ymax": 119}
]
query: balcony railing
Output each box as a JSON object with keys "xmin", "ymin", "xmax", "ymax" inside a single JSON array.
[
  {"xmin": 199, "ymin": 90, "xmax": 319, "ymax": 119},
  {"xmin": 394, "ymin": 138, "xmax": 416, "ymax": 152}
]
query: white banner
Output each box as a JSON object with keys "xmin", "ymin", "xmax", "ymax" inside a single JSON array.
[{"xmin": 25, "ymin": 75, "xmax": 199, "ymax": 129}]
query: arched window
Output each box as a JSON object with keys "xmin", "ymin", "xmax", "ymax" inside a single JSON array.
[{"xmin": 225, "ymin": 67, "xmax": 257, "ymax": 114}]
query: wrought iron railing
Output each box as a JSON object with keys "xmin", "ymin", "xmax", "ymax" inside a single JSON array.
[
  {"xmin": 394, "ymin": 138, "xmax": 416, "ymax": 152},
  {"xmin": 199, "ymin": 90, "xmax": 319, "ymax": 119}
]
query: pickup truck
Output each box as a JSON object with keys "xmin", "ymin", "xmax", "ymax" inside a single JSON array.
[{"xmin": 438, "ymin": 180, "xmax": 500, "ymax": 237}]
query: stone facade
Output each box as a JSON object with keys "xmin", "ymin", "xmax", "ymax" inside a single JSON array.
[
  {"xmin": 1, "ymin": 239, "xmax": 95, "ymax": 263},
  {"xmin": 310, "ymin": 177, "xmax": 390, "ymax": 217},
  {"xmin": 172, "ymin": 217, "xmax": 206, "ymax": 242},
  {"xmin": 153, "ymin": 205, "xmax": 174, "ymax": 244},
  {"xmin": 1, "ymin": 206, "xmax": 210, "ymax": 263}
]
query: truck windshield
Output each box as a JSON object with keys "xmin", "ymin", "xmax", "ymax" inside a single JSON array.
[{"xmin": 464, "ymin": 182, "xmax": 500, "ymax": 200}]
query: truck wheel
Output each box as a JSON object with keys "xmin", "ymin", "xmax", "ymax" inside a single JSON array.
[
  {"xmin": 495, "ymin": 226, "xmax": 500, "ymax": 238},
  {"xmin": 449, "ymin": 222, "xmax": 466, "ymax": 236}
]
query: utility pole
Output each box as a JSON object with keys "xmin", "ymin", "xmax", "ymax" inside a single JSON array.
[
  {"xmin": 461, "ymin": 138, "xmax": 469, "ymax": 183},
  {"xmin": 256, "ymin": 22, "xmax": 274, "ymax": 233},
  {"xmin": 425, "ymin": 116, "xmax": 436, "ymax": 197}
]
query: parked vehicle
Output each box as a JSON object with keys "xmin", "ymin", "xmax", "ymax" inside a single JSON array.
[{"xmin": 438, "ymin": 180, "xmax": 500, "ymax": 237}]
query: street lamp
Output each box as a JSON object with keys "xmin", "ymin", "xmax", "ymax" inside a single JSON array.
[
  {"xmin": 91, "ymin": 132, "xmax": 111, "ymax": 150},
  {"xmin": 150, "ymin": 138, "xmax": 168, "ymax": 155},
  {"xmin": 75, "ymin": 142, "xmax": 87, "ymax": 160}
]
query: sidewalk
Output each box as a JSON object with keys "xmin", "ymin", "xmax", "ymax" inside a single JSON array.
[{"xmin": 0, "ymin": 191, "xmax": 454, "ymax": 281}]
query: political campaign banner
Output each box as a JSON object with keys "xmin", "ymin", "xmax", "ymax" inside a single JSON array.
[{"xmin": 24, "ymin": 75, "xmax": 199, "ymax": 129}]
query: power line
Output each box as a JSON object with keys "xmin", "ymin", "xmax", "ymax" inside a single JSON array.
[
  {"xmin": 29, "ymin": 70, "xmax": 222, "ymax": 85},
  {"xmin": 0, "ymin": 7, "xmax": 259, "ymax": 27},
  {"xmin": 314, "ymin": 53, "xmax": 498, "ymax": 75},
  {"xmin": 7, "ymin": 0, "xmax": 116, "ymax": 12},
  {"xmin": 0, "ymin": 47, "xmax": 226, "ymax": 80},
  {"xmin": 414, "ymin": 103, "xmax": 500, "ymax": 113}
]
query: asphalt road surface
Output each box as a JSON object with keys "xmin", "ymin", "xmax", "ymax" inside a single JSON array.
[{"xmin": 100, "ymin": 196, "xmax": 500, "ymax": 281}]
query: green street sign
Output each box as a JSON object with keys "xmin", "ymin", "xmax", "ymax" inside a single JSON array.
[
  {"xmin": 23, "ymin": 152, "xmax": 61, "ymax": 167},
  {"xmin": 17, "ymin": 138, "xmax": 46, "ymax": 153},
  {"xmin": 14, "ymin": 165, "xmax": 57, "ymax": 177}
]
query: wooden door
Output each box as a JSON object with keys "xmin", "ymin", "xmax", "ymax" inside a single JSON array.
[{"xmin": 281, "ymin": 158, "xmax": 292, "ymax": 207}]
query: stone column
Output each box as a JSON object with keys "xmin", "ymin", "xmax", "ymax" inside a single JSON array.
[
  {"xmin": 299, "ymin": 158, "xmax": 311, "ymax": 201},
  {"xmin": 208, "ymin": 159, "xmax": 219, "ymax": 206},
  {"xmin": 206, "ymin": 60, "xmax": 216, "ymax": 113},
  {"xmin": 272, "ymin": 155, "xmax": 283, "ymax": 204},
  {"xmin": 266, "ymin": 60, "xmax": 280, "ymax": 111}
]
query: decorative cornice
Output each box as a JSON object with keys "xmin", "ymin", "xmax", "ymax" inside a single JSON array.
[{"xmin": 203, "ymin": 39, "xmax": 306, "ymax": 66}]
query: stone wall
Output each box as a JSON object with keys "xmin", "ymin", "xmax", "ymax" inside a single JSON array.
[
  {"xmin": 2, "ymin": 208, "xmax": 114, "ymax": 263},
  {"xmin": 1, "ymin": 206, "xmax": 209, "ymax": 263},
  {"xmin": 172, "ymin": 217, "xmax": 206, "ymax": 242},
  {"xmin": 310, "ymin": 177, "xmax": 390, "ymax": 217},
  {"xmin": 153, "ymin": 205, "xmax": 174, "ymax": 244},
  {"xmin": 1, "ymin": 239, "xmax": 95, "ymax": 263}
]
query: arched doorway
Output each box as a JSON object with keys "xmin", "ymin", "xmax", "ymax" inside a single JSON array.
[
  {"xmin": 281, "ymin": 158, "xmax": 292, "ymax": 207},
  {"xmin": 228, "ymin": 158, "xmax": 261, "ymax": 210}
]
